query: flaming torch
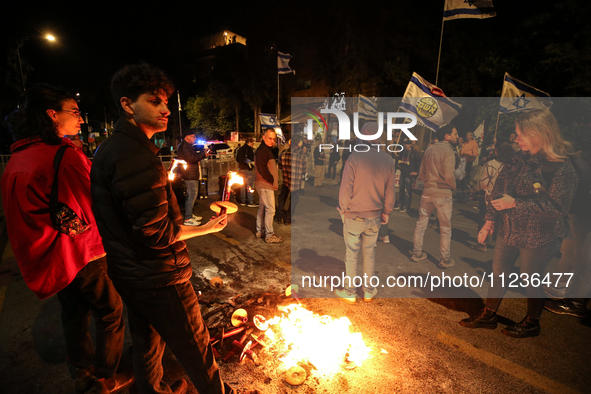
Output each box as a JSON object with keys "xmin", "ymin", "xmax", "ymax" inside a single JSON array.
[
  {"xmin": 210, "ymin": 171, "xmax": 244, "ymax": 216},
  {"xmin": 168, "ymin": 159, "xmax": 188, "ymax": 181}
]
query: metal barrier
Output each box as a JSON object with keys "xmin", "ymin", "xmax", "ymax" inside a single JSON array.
[{"xmin": 0, "ymin": 153, "xmax": 239, "ymax": 197}]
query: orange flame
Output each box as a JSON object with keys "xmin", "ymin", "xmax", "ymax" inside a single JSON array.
[
  {"xmin": 168, "ymin": 159, "xmax": 188, "ymax": 181},
  {"xmin": 264, "ymin": 304, "xmax": 371, "ymax": 374},
  {"xmin": 227, "ymin": 171, "xmax": 244, "ymax": 187}
]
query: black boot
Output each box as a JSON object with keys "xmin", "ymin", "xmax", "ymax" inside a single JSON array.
[
  {"xmin": 459, "ymin": 308, "xmax": 498, "ymax": 329},
  {"xmin": 502, "ymin": 315, "xmax": 540, "ymax": 338}
]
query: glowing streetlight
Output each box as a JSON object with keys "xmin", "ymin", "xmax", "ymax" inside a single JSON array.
[{"xmin": 16, "ymin": 33, "xmax": 58, "ymax": 91}]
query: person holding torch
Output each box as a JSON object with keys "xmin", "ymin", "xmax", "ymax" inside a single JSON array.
[{"xmin": 91, "ymin": 64, "xmax": 249, "ymax": 394}]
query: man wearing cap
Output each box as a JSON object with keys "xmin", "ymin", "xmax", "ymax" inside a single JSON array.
[
  {"xmin": 335, "ymin": 122, "xmax": 396, "ymax": 303},
  {"xmin": 235, "ymin": 137, "xmax": 258, "ymax": 207},
  {"xmin": 411, "ymin": 124, "xmax": 458, "ymax": 269},
  {"xmin": 394, "ymin": 138, "xmax": 421, "ymax": 213},
  {"xmin": 177, "ymin": 130, "xmax": 208, "ymax": 225}
]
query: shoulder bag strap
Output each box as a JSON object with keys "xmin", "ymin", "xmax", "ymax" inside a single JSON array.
[{"xmin": 49, "ymin": 145, "xmax": 71, "ymax": 219}]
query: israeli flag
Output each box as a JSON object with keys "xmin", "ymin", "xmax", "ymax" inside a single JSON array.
[
  {"xmin": 358, "ymin": 95, "xmax": 378, "ymax": 120},
  {"xmin": 499, "ymin": 73, "xmax": 553, "ymax": 113},
  {"xmin": 399, "ymin": 72, "xmax": 462, "ymax": 132},
  {"xmin": 443, "ymin": 0, "xmax": 496, "ymax": 21},
  {"xmin": 259, "ymin": 113, "xmax": 285, "ymax": 144},
  {"xmin": 278, "ymin": 51, "xmax": 294, "ymax": 74}
]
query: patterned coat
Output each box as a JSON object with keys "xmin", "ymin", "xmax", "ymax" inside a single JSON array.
[{"xmin": 486, "ymin": 150, "xmax": 577, "ymax": 249}]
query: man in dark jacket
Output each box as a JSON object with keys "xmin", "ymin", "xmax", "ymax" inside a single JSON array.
[
  {"xmin": 394, "ymin": 138, "xmax": 421, "ymax": 213},
  {"xmin": 177, "ymin": 129, "xmax": 207, "ymax": 225},
  {"xmin": 91, "ymin": 64, "xmax": 239, "ymax": 394},
  {"xmin": 235, "ymin": 137, "xmax": 258, "ymax": 207}
]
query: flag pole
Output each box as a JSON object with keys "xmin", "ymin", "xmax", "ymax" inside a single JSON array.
[
  {"xmin": 493, "ymin": 111, "xmax": 500, "ymax": 139},
  {"xmin": 277, "ymin": 68, "xmax": 280, "ymax": 120},
  {"xmin": 435, "ymin": 18, "xmax": 445, "ymax": 86}
]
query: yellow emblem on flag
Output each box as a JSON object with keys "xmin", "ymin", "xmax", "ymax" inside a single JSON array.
[{"xmin": 416, "ymin": 97, "xmax": 438, "ymax": 118}]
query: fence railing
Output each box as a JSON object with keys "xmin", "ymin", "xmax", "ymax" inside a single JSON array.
[{"xmin": 0, "ymin": 153, "xmax": 239, "ymax": 197}]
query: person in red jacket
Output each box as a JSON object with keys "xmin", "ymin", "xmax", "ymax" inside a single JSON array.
[{"xmin": 0, "ymin": 85, "xmax": 132, "ymax": 394}]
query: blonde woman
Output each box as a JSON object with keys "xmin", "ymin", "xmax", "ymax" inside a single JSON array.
[{"xmin": 460, "ymin": 110, "xmax": 577, "ymax": 338}]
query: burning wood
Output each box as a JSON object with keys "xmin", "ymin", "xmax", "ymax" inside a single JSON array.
[
  {"xmin": 264, "ymin": 304, "xmax": 371, "ymax": 374},
  {"xmin": 202, "ymin": 288, "xmax": 372, "ymax": 388}
]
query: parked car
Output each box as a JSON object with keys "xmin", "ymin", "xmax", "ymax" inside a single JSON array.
[{"xmin": 195, "ymin": 141, "xmax": 233, "ymax": 161}]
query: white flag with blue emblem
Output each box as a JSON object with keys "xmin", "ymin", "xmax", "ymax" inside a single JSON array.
[
  {"xmin": 278, "ymin": 52, "xmax": 294, "ymax": 74},
  {"xmin": 357, "ymin": 95, "xmax": 378, "ymax": 121},
  {"xmin": 399, "ymin": 72, "xmax": 462, "ymax": 132},
  {"xmin": 443, "ymin": 0, "xmax": 496, "ymax": 21},
  {"xmin": 499, "ymin": 73, "xmax": 553, "ymax": 113},
  {"xmin": 259, "ymin": 113, "xmax": 285, "ymax": 143}
]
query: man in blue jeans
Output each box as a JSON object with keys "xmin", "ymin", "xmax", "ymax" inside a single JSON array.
[
  {"xmin": 255, "ymin": 129, "xmax": 283, "ymax": 243},
  {"xmin": 411, "ymin": 124, "xmax": 458, "ymax": 269},
  {"xmin": 177, "ymin": 129, "xmax": 208, "ymax": 225},
  {"xmin": 335, "ymin": 122, "xmax": 396, "ymax": 303}
]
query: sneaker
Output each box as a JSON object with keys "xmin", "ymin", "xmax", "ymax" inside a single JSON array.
[
  {"xmin": 191, "ymin": 214, "xmax": 203, "ymax": 221},
  {"xmin": 393, "ymin": 206, "xmax": 401, "ymax": 211},
  {"xmin": 380, "ymin": 235, "xmax": 390, "ymax": 243},
  {"xmin": 409, "ymin": 251, "xmax": 427, "ymax": 262},
  {"xmin": 501, "ymin": 316, "xmax": 540, "ymax": 338},
  {"xmin": 459, "ymin": 308, "xmax": 498, "ymax": 329},
  {"xmin": 438, "ymin": 258, "xmax": 455, "ymax": 269},
  {"xmin": 334, "ymin": 289, "xmax": 356, "ymax": 304},
  {"xmin": 364, "ymin": 288, "xmax": 378, "ymax": 302},
  {"xmin": 470, "ymin": 243, "xmax": 487, "ymax": 252},
  {"xmin": 399, "ymin": 208, "xmax": 407, "ymax": 213},
  {"xmin": 240, "ymin": 203, "xmax": 246, "ymax": 206},
  {"xmin": 247, "ymin": 203, "xmax": 259, "ymax": 208},
  {"xmin": 183, "ymin": 218, "xmax": 201, "ymax": 226},
  {"xmin": 265, "ymin": 234, "xmax": 284, "ymax": 243},
  {"xmin": 544, "ymin": 298, "xmax": 588, "ymax": 318}
]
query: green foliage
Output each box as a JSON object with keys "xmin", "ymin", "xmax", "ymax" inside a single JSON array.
[{"xmin": 185, "ymin": 93, "xmax": 235, "ymax": 139}]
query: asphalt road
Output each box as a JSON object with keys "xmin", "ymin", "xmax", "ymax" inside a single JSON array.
[{"xmin": 0, "ymin": 181, "xmax": 589, "ymax": 394}]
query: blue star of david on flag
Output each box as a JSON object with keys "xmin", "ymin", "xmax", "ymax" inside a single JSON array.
[
  {"xmin": 499, "ymin": 73, "xmax": 552, "ymax": 113},
  {"xmin": 512, "ymin": 94, "xmax": 530, "ymax": 110}
]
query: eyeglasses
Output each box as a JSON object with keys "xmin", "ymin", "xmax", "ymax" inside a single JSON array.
[{"xmin": 59, "ymin": 109, "xmax": 82, "ymax": 118}]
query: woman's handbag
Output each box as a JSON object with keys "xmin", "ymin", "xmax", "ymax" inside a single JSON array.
[{"xmin": 49, "ymin": 145, "xmax": 90, "ymax": 236}]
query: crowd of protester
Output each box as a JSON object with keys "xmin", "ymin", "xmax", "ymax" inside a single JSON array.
[{"xmin": 1, "ymin": 62, "xmax": 590, "ymax": 394}]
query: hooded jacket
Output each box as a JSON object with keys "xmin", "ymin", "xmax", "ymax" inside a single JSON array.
[{"xmin": 90, "ymin": 119, "xmax": 191, "ymax": 289}]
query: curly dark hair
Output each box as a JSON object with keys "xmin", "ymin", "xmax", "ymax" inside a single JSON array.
[
  {"xmin": 3, "ymin": 84, "xmax": 77, "ymax": 145},
  {"xmin": 110, "ymin": 63, "xmax": 174, "ymax": 116},
  {"xmin": 435, "ymin": 124, "xmax": 457, "ymax": 142}
]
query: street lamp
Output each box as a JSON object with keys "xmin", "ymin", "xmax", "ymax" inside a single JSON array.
[{"xmin": 16, "ymin": 33, "xmax": 57, "ymax": 91}]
